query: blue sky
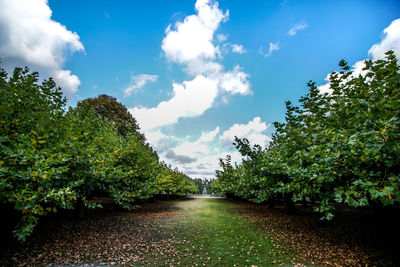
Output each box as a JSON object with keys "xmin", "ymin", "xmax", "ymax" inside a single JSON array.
[{"xmin": 1, "ymin": 0, "xmax": 400, "ymax": 178}]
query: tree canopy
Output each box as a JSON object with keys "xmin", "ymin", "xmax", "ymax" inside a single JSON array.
[
  {"xmin": 212, "ymin": 51, "xmax": 400, "ymax": 219},
  {"xmin": 78, "ymin": 94, "xmax": 145, "ymax": 141},
  {"xmin": 0, "ymin": 67, "xmax": 196, "ymax": 240}
]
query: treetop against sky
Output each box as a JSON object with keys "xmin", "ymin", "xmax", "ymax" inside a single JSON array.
[{"xmin": 0, "ymin": 0, "xmax": 399, "ymax": 179}]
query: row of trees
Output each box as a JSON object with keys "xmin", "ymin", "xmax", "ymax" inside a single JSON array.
[
  {"xmin": 0, "ymin": 67, "xmax": 196, "ymax": 240},
  {"xmin": 212, "ymin": 51, "xmax": 400, "ymax": 219}
]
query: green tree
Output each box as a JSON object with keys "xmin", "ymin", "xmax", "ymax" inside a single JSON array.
[
  {"xmin": 212, "ymin": 50, "xmax": 400, "ymax": 220},
  {"xmin": 0, "ymin": 67, "xmax": 75, "ymax": 240},
  {"xmin": 78, "ymin": 94, "xmax": 145, "ymax": 141}
]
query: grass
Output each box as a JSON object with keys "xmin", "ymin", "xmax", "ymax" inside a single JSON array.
[
  {"xmin": 142, "ymin": 198, "xmax": 303, "ymax": 266},
  {"xmin": 4, "ymin": 197, "xmax": 394, "ymax": 266}
]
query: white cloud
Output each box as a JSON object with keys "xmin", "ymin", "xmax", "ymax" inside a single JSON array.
[
  {"xmin": 129, "ymin": 0, "xmax": 255, "ymax": 178},
  {"xmin": 124, "ymin": 74, "xmax": 158, "ymax": 96},
  {"xmin": 181, "ymin": 151, "xmax": 243, "ymax": 179},
  {"xmin": 318, "ymin": 74, "xmax": 331, "ymax": 95},
  {"xmin": 52, "ymin": 70, "xmax": 81, "ymax": 94},
  {"xmin": 197, "ymin": 126, "xmax": 220, "ymax": 143},
  {"xmin": 259, "ymin": 42, "xmax": 280, "ymax": 58},
  {"xmin": 144, "ymin": 122, "xmax": 267, "ymax": 179},
  {"xmin": 219, "ymin": 65, "xmax": 251, "ymax": 95},
  {"xmin": 172, "ymin": 126, "xmax": 219, "ymax": 158},
  {"xmin": 220, "ymin": 117, "xmax": 271, "ymax": 148},
  {"xmin": 231, "ymin": 44, "xmax": 246, "ymax": 54},
  {"xmin": 288, "ymin": 23, "xmax": 308, "ymax": 37},
  {"xmin": 185, "ymin": 60, "xmax": 223, "ymax": 76},
  {"xmin": 0, "ymin": 0, "xmax": 84, "ymax": 97},
  {"xmin": 318, "ymin": 18, "xmax": 400, "ymax": 94},
  {"xmin": 145, "ymin": 119, "xmax": 271, "ymax": 179},
  {"xmin": 161, "ymin": 0, "xmax": 228, "ymax": 64},
  {"xmin": 159, "ymin": 126, "xmax": 244, "ymax": 179},
  {"xmin": 130, "ymin": 75, "xmax": 218, "ymax": 131},
  {"xmin": 217, "ymin": 33, "xmax": 228, "ymax": 42},
  {"xmin": 173, "ymin": 141, "xmax": 210, "ymax": 159},
  {"xmin": 131, "ymin": 0, "xmax": 251, "ymax": 132},
  {"xmin": 144, "ymin": 130, "xmax": 182, "ymax": 153},
  {"xmin": 368, "ymin": 18, "xmax": 400, "ymax": 59}
]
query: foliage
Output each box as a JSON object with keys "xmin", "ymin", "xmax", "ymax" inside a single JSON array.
[
  {"xmin": 78, "ymin": 94, "xmax": 145, "ymax": 141},
  {"xmin": 0, "ymin": 67, "xmax": 75, "ymax": 240},
  {"xmin": 212, "ymin": 51, "xmax": 400, "ymax": 219},
  {"xmin": 0, "ymin": 66, "xmax": 195, "ymax": 240},
  {"xmin": 156, "ymin": 165, "xmax": 198, "ymax": 196}
]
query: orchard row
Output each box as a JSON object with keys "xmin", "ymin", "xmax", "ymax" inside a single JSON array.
[
  {"xmin": 212, "ymin": 51, "xmax": 400, "ymax": 219},
  {"xmin": 0, "ymin": 67, "xmax": 197, "ymax": 240}
]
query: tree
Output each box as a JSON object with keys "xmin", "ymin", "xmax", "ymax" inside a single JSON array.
[
  {"xmin": 0, "ymin": 67, "xmax": 75, "ymax": 240},
  {"xmin": 0, "ymin": 66, "xmax": 194, "ymax": 240},
  {"xmin": 78, "ymin": 94, "xmax": 145, "ymax": 141},
  {"xmin": 212, "ymin": 50, "xmax": 400, "ymax": 220},
  {"xmin": 156, "ymin": 165, "xmax": 197, "ymax": 196}
]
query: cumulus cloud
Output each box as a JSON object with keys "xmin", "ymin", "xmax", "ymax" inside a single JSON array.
[
  {"xmin": 197, "ymin": 126, "xmax": 220, "ymax": 143},
  {"xmin": 181, "ymin": 151, "xmax": 243, "ymax": 178},
  {"xmin": 216, "ymin": 33, "xmax": 228, "ymax": 42},
  {"xmin": 171, "ymin": 126, "xmax": 220, "ymax": 159},
  {"xmin": 131, "ymin": 0, "xmax": 251, "ymax": 131},
  {"xmin": 0, "ymin": 0, "xmax": 84, "ymax": 97},
  {"xmin": 231, "ymin": 44, "xmax": 246, "ymax": 54},
  {"xmin": 318, "ymin": 18, "xmax": 400, "ymax": 94},
  {"xmin": 130, "ymin": 75, "xmax": 219, "ymax": 131},
  {"xmin": 144, "ymin": 125, "xmax": 240, "ymax": 178},
  {"xmin": 147, "ymin": 119, "xmax": 271, "ymax": 179},
  {"xmin": 259, "ymin": 42, "xmax": 280, "ymax": 58},
  {"xmin": 220, "ymin": 65, "xmax": 251, "ymax": 95},
  {"xmin": 220, "ymin": 117, "xmax": 271, "ymax": 148},
  {"xmin": 124, "ymin": 74, "xmax": 158, "ymax": 96},
  {"xmin": 128, "ymin": 0, "xmax": 255, "ymax": 178},
  {"xmin": 288, "ymin": 22, "xmax": 308, "ymax": 37},
  {"xmin": 173, "ymin": 141, "xmax": 210, "ymax": 159},
  {"xmin": 368, "ymin": 18, "xmax": 400, "ymax": 59},
  {"xmin": 165, "ymin": 150, "xmax": 197, "ymax": 164},
  {"xmin": 144, "ymin": 130, "xmax": 182, "ymax": 154},
  {"xmin": 318, "ymin": 74, "xmax": 331, "ymax": 95},
  {"xmin": 162, "ymin": 0, "xmax": 228, "ymax": 64},
  {"xmin": 153, "ymin": 127, "xmax": 222, "ymax": 178}
]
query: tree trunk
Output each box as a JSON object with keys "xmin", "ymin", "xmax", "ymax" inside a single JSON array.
[
  {"xmin": 285, "ymin": 194, "xmax": 295, "ymax": 215},
  {"xmin": 75, "ymin": 198, "xmax": 85, "ymax": 219}
]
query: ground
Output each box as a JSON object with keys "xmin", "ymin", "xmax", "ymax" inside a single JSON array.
[{"xmin": 1, "ymin": 198, "xmax": 398, "ymax": 266}]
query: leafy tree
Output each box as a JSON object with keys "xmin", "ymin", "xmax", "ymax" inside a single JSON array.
[
  {"xmin": 156, "ymin": 165, "xmax": 197, "ymax": 196},
  {"xmin": 0, "ymin": 66, "xmax": 196, "ymax": 240},
  {"xmin": 0, "ymin": 67, "xmax": 75, "ymax": 240},
  {"xmin": 78, "ymin": 94, "xmax": 145, "ymax": 141},
  {"xmin": 61, "ymin": 103, "xmax": 121, "ymax": 215},
  {"xmin": 109, "ymin": 135, "xmax": 160, "ymax": 208},
  {"xmin": 212, "ymin": 50, "xmax": 400, "ymax": 219}
]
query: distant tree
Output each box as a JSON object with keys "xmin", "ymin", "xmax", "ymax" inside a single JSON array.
[
  {"xmin": 156, "ymin": 166, "xmax": 197, "ymax": 196},
  {"xmin": 78, "ymin": 94, "xmax": 144, "ymax": 141},
  {"xmin": 193, "ymin": 178, "xmax": 204, "ymax": 194}
]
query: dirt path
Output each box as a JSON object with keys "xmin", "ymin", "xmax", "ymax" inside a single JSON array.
[{"xmin": 1, "ymin": 198, "xmax": 397, "ymax": 266}]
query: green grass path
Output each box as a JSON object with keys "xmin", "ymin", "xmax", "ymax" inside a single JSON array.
[{"xmin": 144, "ymin": 198, "xmax": 302, "ymax": 266}]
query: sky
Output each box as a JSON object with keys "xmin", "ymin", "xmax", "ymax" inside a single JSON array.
[{"xmin": 1, "ymin": 0, "xmax": 400, "ymax": 179}]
